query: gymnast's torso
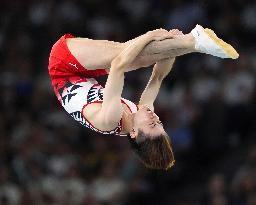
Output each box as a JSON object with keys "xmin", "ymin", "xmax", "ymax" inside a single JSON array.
[{"xmin": 48, "ymin": 34, "xmax": 138, "ymax": 136}]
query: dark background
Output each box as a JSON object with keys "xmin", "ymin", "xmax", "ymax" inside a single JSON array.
[{"xmin": 0, "ymin": 0, "xmax": 255, "ymax": 204}]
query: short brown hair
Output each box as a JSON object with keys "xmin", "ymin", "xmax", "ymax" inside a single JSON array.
[{"xmin": 128, "ymin": 129, "xmax": 175, "ymax": 170}]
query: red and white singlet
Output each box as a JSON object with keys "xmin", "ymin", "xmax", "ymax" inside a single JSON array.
[{"xmin": 48, "ymin": 34, "xmax": 138, "ymax": 136}]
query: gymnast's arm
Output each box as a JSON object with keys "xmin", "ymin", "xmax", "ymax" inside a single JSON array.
[
  {"xmin": 96, "ymin": 31, "xmax": 170, "ymax": 129},
  {"xmin": 138, "ymin": 58, "xmax": 175, "ymax": 111}
]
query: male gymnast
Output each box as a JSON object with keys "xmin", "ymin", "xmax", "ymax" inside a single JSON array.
[{"xmin": 48, "ymin": 25, "xmax": 238, "ymax": 169}]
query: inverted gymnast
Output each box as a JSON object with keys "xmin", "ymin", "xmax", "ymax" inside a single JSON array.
[{"xmin": 48, "ymin": 25, "xmax": 238, "ymax": 169}]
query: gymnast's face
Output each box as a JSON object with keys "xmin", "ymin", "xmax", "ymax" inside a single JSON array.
[{"xmin": 130, "ymin": 105, "xmax": 166, "ymax": 139}]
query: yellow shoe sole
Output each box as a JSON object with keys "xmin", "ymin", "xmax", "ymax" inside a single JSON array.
[{"xmin": 204, "ymin": 28, "xmax": 239, "ymax": 59}]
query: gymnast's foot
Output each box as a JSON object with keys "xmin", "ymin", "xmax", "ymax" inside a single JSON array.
[{"xmin": 191, "ymin": 24, "xmax": 239, "ymax": 59}]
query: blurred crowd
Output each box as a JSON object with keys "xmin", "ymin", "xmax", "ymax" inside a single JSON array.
[
  {"xmin": 0, "ymin": 0, "xmax": 255, "ymax": 204},
  {"xmin": 201, "ymin": 145, "xmax": 256, "ymax": 205}
]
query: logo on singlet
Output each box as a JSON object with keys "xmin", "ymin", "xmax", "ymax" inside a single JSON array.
[
  {"xmin": 58, "ymin": 80, "xmax": 82, "ymax": 105},
  {"xmin": 69, "ymin": 63, "xmax": 79, "ymax": 70}
]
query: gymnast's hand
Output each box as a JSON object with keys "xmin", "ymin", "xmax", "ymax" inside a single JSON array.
[
  {"xmin": 153, "ymin": 58, "xmax": 176, "ymax": 79},
  {"xmin": 152, "ymin": 29, "xmax": 183, "ymax": 78},
  {"xmin": 168, "ymin": 28, "xmax": 184, "ymax": 36},
  {"xmin": 146, "ymin": 28, "xmax": 175, "ymax": 41}
]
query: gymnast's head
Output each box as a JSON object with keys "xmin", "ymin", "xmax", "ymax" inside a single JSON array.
[{"xmin": 128, "ymin": 105, "xmax": 175, "ymax": 170}]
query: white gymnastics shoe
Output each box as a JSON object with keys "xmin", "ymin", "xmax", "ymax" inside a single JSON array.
[{"xmin": 191, "ymin": 24, "xmax": 239, "ymax": 59}]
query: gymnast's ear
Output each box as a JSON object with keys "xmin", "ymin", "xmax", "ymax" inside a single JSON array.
[{"xmin": 130, "ymin": 128, "xmax": 137, "ymax": 139}]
